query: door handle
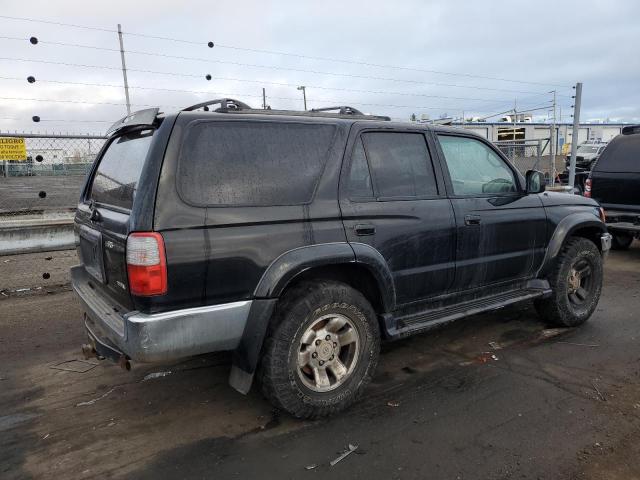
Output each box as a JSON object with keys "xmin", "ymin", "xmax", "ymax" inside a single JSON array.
[
  {"xmin": 354, "ymin": 224, "xmax": 376, "ymax": 236},
  {"xmin": 464, "ymin": 214, "xmax": 481, "ymax": 226}
]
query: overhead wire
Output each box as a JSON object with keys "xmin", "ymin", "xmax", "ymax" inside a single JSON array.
[
  {"xmin": 0, "ymin": 14, "xmax": 573, "ymax": 88},
  {"xmin": 0, "ymin": 36, "xmax": 564, "ymax": 96},
  {"xmin": 0, "ymin": 72, "xmax": 547, "ymax": 103}
]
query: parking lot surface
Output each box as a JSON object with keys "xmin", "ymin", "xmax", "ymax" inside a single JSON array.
[
  {"xmin": 1, "ymin": 245, "xmax": 640, "ymax": 479},
  {"xmin": 0, "ymin": 176, "xmax": 85, "ymax": 213}
]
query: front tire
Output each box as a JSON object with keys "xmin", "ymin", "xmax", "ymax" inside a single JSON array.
[
  {"xmin": 534, "ymin": 237, "xmax": 603, "ymax": 327},
  {"xmin": 259, "ymin": 281, "xmax": 380, "ymax": 419},
  {"xmin": 611, "ymin": 233, "xmax": 634, "ymax": 250}
]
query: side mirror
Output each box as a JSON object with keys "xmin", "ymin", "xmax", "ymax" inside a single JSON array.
[{"xmin": 525, "ymin": 170, "xmax": 546, "ymax": 194}]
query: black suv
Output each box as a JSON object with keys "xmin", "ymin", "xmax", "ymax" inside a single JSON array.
[
  {"xmin": 587, "ymin": 125, "xmax": 640, "ymax": 250},
  {"xmin": 73, "ymin": 99, "xmax": 611, "ymax": 418}
]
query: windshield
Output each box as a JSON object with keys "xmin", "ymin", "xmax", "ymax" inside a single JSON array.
[
  {"xmin": 89, "ymin": 129, "xmax": 153, "ymax": 210},
  {"xmin": 577, "ymin": 145, "xmax": 600, "ymax": 154}
]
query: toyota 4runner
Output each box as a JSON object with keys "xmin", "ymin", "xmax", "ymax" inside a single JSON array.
[{"xmin": 73, "ymin": 99, "xmax": 612, "ymax": 418}]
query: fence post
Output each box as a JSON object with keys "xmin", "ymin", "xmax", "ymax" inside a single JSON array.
[
  {"xmin": 568, "ymin": 82, "xmax": 583, "ymax": 190},
  {"xmin": 536, "ymin": 139, "xmax": 542, "ymax": 173}
]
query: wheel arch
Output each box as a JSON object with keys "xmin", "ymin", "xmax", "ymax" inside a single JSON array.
[
  {"xmin": 253, "ymin": 242, "xmax": 395, "ymax": 313},
  {"xmin": 538, "ymin": 212, "xmax": 606, "ymax": 277},
  {"xmin": 230, "ymin": 242, "xmax": 394, "ymax": 394}
]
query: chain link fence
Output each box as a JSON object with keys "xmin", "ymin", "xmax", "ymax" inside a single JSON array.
[
  {"xmin": 494, "ymin": 138, "xmax": 557, "ymax": 184},
  {"xmin": 0, "ymin": 133, "xmax": 106, "ymax": 215}
]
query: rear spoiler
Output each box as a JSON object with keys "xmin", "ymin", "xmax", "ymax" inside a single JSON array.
[{"xmin": 106, "ymin": 108, "xmax": 160, "ymax": 137}]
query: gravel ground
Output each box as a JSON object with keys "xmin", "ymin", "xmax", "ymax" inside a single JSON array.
[{"xmin": 1, "ymin": 243, "xmax": 639, "ymax": 479}]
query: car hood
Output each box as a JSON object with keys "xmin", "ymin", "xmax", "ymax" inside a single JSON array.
[
  {"xmin": 539, "ymin": 191, "xmax": 599, "ymax": 207},
  {"xmin": 569, "ymin": 153, "xmax": 598, "ymax": 160}
]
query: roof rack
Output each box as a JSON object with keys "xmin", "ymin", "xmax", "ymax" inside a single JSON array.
[
  {"xmin": 309, "ymin": 105, "xmax": 364, "ymax": 116},
  {"xmin": 181, "ymin": 98, "xmax": 390, "ymax": 121},
  {"xmin": 182, "ymin": 98, "xmax": 252, "ymax": 112}
]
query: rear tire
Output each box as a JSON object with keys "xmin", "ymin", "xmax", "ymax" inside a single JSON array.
[
  {"xmin": 611, "ymin": 233, "xmax": 634, "ymax": 250},
  {"xmin": 534, "ymin": 237, "xmax": 603, "ymax": 327},
  {"xmin": 259, "ymin": 281, "xmax": 380, "ymax": 419}
]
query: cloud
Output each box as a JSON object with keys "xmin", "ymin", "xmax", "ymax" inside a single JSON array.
[{"xmin": 0, "ymin": 0, "xmax": 638, "ymax": 134}]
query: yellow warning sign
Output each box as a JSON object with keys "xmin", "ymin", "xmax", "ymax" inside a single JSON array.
[{"xmin": 0, "ymin": 137, "xmax": 27, "ymax": 161}]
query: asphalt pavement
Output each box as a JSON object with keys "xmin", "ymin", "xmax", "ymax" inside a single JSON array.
[{"xmin": 1, "ymin": 244, "xmax": 639, "ymax": 479}]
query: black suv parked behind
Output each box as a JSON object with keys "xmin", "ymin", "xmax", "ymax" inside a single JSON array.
[
  {"xmin": 586, "ymin": 125, "xmax": 640, "ymax": 250},
  {"xmin": 73, "ymin": 99, "xmax": 611, "ymax": 418}
]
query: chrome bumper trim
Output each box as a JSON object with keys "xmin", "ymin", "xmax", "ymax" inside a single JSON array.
[
  {"xmin": 72, "ymin": 265, "xmax": 252, "ymax": 362},
  {"xmin": 601, "ymin": 233, "xmax": 612, "ymax": 256},
  {"xmin": 122, "ymin": 301, "xmax": 252, "ymax": 361}
]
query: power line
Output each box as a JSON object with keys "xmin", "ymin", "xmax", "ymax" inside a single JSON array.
[
  {"xmin": 0, "ymin": 74, "xmax": 552, "ymax": 104},
  {"xmin": 0, "ymin": 14, "xmax": 572, "ymax": 88},
  {"xmin": 0, "ymin": 14, "xmax": 114, "ymax": 33},
  {"xmin": 0, "ymin": 36, "xmax": 560, "ymax": 95},
  {"xmin": 1, "ymin": 94, "xmax": 548, "ymax": 114}
]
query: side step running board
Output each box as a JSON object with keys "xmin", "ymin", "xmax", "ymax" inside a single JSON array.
[{"xmin": 388, "ymin": 288, "xmax": 551, "ymax": 338}]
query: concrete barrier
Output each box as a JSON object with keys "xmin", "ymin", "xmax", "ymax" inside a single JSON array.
[{"xmin": 0, "ymin": 210, "xmax": 76, "ymax": 255}]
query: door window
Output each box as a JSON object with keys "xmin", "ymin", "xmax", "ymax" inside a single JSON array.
[
  {"xmin": 361, "ymin": 132, "xmax": 438, "ymax": 199},
  {"xmin": 438, "ymin": 135, "xmax": 517, "ymax": 196}
]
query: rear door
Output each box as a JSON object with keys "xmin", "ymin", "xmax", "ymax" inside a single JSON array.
[
  {"xmin": 434, "ymin": 132, "xmax": 546, "ymax": 291},
  {"xmin": 75, "ymin": 128, "xmax": 155, "ymax": 309},
  {"xmin": 339, "ymin": 126, "xmax": 456, "ymax": 306}
]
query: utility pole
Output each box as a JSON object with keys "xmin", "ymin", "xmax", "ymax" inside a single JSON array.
[
  {"xmin": 117, "ymin": 24, "xmax": 131, "ymax": 115},
  {"xmin": 297, "ymin": 85, "xmax": 307, "ymax": 110},
  {"xmin": 549, "ymin": 90, "xmax": 557, "ymax": 186},
  {"xmin": 262, "ymin": 88, "xmax": 267, "ymax": 109},
  {"xmin": 513, "ymin": 98, "xmax": 517, "ymax": 142},
  {"xmin": 568, "ymin": 82, "xmax": 583, "ymax": 190}
]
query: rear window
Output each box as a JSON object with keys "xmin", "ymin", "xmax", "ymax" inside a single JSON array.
[
  {"xmin": 90, "ymin": 130, "xmax": 153, "ymax": 209},
  {"xmin": 593, "ymin": 134, "xmax": 640, "ymax": 173},
  {"xmin": 178, "ymin": 121, "xmax": 336, "ymax": 206}
]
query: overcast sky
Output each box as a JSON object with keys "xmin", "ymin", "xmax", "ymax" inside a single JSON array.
[{"xmin": 0, "ymin": 0, "xmax": 638, "ymax": 134}]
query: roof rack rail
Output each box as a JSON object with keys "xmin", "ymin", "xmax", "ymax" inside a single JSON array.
[
  {"xmin": 182, "ymin": 98, "xmax": 251, "ymax": 112},
  {"xmin": 181, "ymin": 99, "xmax": 391, "ymax": 121},
  {"xmin": 310, "ymin": 106, "xmax": 364, "ymax": 116}
]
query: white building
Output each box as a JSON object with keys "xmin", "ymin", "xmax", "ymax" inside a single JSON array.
[{"xmin": 455, "ymin": 122, "xmax": 627, "ymax": 155}]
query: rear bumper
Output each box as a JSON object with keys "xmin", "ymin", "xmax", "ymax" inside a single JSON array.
[
  {"xmin": 71, "ymin": 266, "xmax": 252, "ymax": 362},
  {"xmin": 604, "ymin": 209, "xmax": 640, "ymax": 236}
]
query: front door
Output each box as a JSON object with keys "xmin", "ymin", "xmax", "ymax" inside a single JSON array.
[
  {"xmin": 434, "ymin": 132, "xmax": 546, "ymax": 291},
  {"xmin": 340, "ymin": 127, "xmax": 456, "ymax": 306}
]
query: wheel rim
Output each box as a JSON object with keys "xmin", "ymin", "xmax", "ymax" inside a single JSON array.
[
  {"xmin": 567, "ymin": 257, "xmax": 595, "ymax": 307},
  {"xmin": 296, "ymin": 313, "xmax": 360, "ymax": 393}
]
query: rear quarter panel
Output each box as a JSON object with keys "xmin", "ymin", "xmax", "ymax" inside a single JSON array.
[{"xmin": 149, "ymin": 113, "xmax": 350, "ymax": 312}]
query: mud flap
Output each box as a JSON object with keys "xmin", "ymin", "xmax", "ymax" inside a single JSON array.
[{"xmin": 229, "ymin": 298, "xmax": 277, "ymax": 394}]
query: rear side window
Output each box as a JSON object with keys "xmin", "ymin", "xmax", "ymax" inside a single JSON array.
[
  {"xmin": 361, "ymin": 132, "xmax": 438, "ymax": 198},
  {"xmin": 347, "ymin": 138, "xmax": 374, "ymax": 198},
  {"xmin": 593, "ymin": 134, "xmax": 640, "ymax": 173},
  {"xmin": 178, "ymin": 121, "xmax": 336, "ymax": 206},
  {"xmin": 90, "ymin": 129, "xmax": 153, "ymax": 210}
]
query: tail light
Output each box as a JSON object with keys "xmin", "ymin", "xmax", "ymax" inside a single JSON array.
[
  {"xmin": 126, "ymin": 232, "xmax": 167, "ymax": 296},
  {"xmin": 584, "ymin": 178, "xmax": 592, "ymax": 198}
]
